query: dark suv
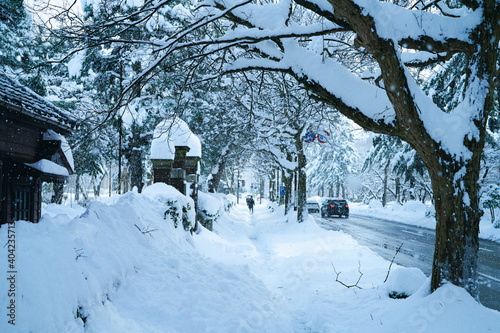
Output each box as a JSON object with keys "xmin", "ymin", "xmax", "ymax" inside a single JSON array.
[{"xmin": 321, "ymin": 199, "xmax": 349, "ymax": 218}]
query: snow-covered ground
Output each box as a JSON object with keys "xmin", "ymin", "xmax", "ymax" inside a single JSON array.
[
  {"xmin": 351, "ymin": 200, "xmax": 500, "ymax": 242},
  {"xmin": 1, "ymin": 184, "xmax": 499, "ymax": 332}
]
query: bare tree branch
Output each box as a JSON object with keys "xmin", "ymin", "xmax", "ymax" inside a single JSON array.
[
  {"xmin": 332, "ymin": 261, "xmax": 363, "ymax": 289},
  {"xmin": 384, "ymin": 243, "xmax": 404, "ymax": 283}
]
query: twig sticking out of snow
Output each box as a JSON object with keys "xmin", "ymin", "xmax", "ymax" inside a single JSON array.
[
  {"xmin": 384, "ymin": 243, "xmax": 404, "ymax": 283},
  {"xmin": 332, "ymin": 261, "xmax": 363, "ymax": 289},
  {"xmin": 74, "ymin": 248, "xmax": 87, "ymax": 261},
  {"xmin": 134, "ymin": 224, "xmax": 158, "ymax": 238}
]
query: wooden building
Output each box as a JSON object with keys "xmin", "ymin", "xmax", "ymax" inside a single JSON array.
[{"xmin": 0, "ymin": 73, "xmax": 76, "ymax": 225}]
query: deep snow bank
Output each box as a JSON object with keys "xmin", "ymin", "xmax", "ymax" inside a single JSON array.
[
  {"xmin": 0, "ymin": 184, "xmax": 194, "ymax": 332},
  {"xmin": 0, "ymin": 184, "xmax": 287, "ymax": 332}
]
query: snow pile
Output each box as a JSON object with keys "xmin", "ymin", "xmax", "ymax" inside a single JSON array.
[
  {"xmin": 0, "ymin": 184, "xmax": 284, "ymax": 332},
  {"xmin": 353, "ymin": 199, "xmax": 435, "ymax": 228},
  {"xmin": 198, "ymin": 191, "xmax": 236, "ymax": 217},
  {"xmin": 380, "ymin": 267, "xmax": 427, "ymax": 298}
]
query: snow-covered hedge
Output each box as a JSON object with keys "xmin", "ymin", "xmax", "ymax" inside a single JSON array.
[{"xmin": 197, "ymin": 192, "xmax": 237, "ymax": 230}]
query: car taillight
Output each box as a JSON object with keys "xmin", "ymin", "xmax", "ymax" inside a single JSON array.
[
  {"xmin": 330, "ymin": 204, "xmax": 335, "ymax": 208},
  {"xmin": 345, "ymin": 204, "xmax": 349, "ymax": 208}
]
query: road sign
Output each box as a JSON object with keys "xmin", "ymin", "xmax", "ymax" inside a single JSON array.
[{"xmin": 279, "ymin": 186, "xmax": 286, "ymax": 196}]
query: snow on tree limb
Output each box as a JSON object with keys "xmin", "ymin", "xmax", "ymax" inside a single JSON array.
[{"xmin": 349, "ymin": 0, "xmax": 481, "ymax": 46}]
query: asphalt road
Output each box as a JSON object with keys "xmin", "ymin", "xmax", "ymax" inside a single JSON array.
[{"xmin": 316, "ymin": 213, "xmax": 500, "ymax": 311}]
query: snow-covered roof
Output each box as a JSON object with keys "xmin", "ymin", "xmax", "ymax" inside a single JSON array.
[
  {"xmin": 43, "ymin": 130, "xmax": 75, "ymax": 172},
  {"xmin": 0, "ymin": 72, "xmax": 76, "ymax": 131},
  {"xmin": 151, "ymin": 118, "xmax": 202, "ymax": 160},
  {"xmin": 25, "ymin": 159, "xmax": 70, "ymax": 177}
]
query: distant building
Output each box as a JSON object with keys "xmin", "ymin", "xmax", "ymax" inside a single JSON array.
[{"xmin": 0, "ymin": 73, "xmax": 76, "ymax": 225}]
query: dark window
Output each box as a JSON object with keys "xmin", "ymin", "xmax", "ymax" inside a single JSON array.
[
  {"xmin": 13, "ymin": 185, "xmax": 31, "ymax": 221},
  {"xmin": 0, "ymin": 160, "xmax": 3, "ymax": 224}
]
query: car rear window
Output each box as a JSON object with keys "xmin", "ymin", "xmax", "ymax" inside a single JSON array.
[{"xmin": 325, "ymin": 200, "xmax": 347, "ymax": 205}]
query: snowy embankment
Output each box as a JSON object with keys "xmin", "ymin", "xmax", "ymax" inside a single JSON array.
[
  {"xmin": 1, "ymin": 185, "xmax": 499, "ymax": 332},
  {"xmin": 351, "ymin": 200, "xmax": 500, "ymax": 242}
]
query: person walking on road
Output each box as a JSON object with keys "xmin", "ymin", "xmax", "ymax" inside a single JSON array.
[{"xmin": 246, "ymin": 196, "xmax": 255, "ymax": 213}]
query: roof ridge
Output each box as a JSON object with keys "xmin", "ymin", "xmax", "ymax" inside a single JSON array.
[{"xmin": 0, "ymin": 71, "xmax": 78, "ymax": 130}]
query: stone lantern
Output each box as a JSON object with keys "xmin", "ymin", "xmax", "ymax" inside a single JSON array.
[{"xmin": 150, "ymin": 117, "xmax": 201, "ymax": 199}]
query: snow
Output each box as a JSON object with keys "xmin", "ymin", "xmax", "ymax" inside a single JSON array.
[
  {"xmin": 198, "ymin": 191, "xmax": 225, "ymax": 217},
  {"xmin": 25, "ymin": 159, "xmax": 70, "ymax": 177},
  {"xmin": 352, "ymin": 0, "xmax": 481, "ymax": 43},
  {"xmin": 1, "ymin": 188, "xmax": 500, "ymax": 332},
  {"xmin": 404, "ymin": 66, "xmax": 480, "ymax": 159},
  {"xmin": 150, "ymin": 117, "xmax": 202, "ymax": 160},
  {"xmin": 401, "ymin": 51, "xmax": 442, "ymax": 65},
  {"xmin": 0, "ymin": 72, "xmax": 76, "ymax": 128},
  {"xmin": 43, "ymin": 130, "xmax": 75, "ymax": 172},
  {"xmin": 227, "ymin": 39, "xmax": 396, "ymax": 125},
  {"xmin": 67, "ymin": 51, "xmax": 85, "ymax": 78}
]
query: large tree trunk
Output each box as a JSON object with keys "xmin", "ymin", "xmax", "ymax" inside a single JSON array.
[
  {"xmin": 294, "ymin": 129, "xmax": 307, "ymax": 223},
  {"xmin": 208, "ymin": 144, "xmax": 232, "ymax": 193},
  {"xmin": 296, "ymin": 144, "xmax": 307, "ymax": 223},
  {"xmin": 75, "ymin": 174, "xmax": 80, "ymax": 202},
  {"xmin": 428, "ymin": 6, "xmax": 497, "ymax": 297},
  {"xmin": 428, "ymin": 150, "xmax": 482, "ymax": 298},
  {"xmin": 51, "ymin": 182, "xmax": 64, "ymax": 204},
  {"xmin": 269, "ymin": 170, "xmax": 275, "ymax": 202},
  {"xmin": 282, "ymin": 168, "xmax": 291, "ymax": 210},
  {"xmin": 382, "ymin": 160, "xmax": 390, "ymax": 207},
  {"xmin": 129, "ymin": 124, "xmax": 144, "ymax": 193}
]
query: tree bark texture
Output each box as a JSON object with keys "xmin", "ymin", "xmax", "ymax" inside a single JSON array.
[
  {"xmin": 296, "ymin": 143, "xmax": 307, "ymax": 223},
  {"xmin": 209, "ymin": 144, "xmax": 233, "ymax": 193},
  {"xmin": 51, "ymin": 182, "xmax": 64, "ymax": 204},
  {"xmin": 283, "ymin": 168, "xmax": 292, "ymax": 212},
  {"xmin": 208, "ymin": 150, "xmax": 228, "ymax": 193},
  {"xmin": 382, "ymin": 160, "xmax": 389, "ymax": 207},
  {"xmin": 129, "ymin": 124, "xmax": 144, "ymax": 193}
]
